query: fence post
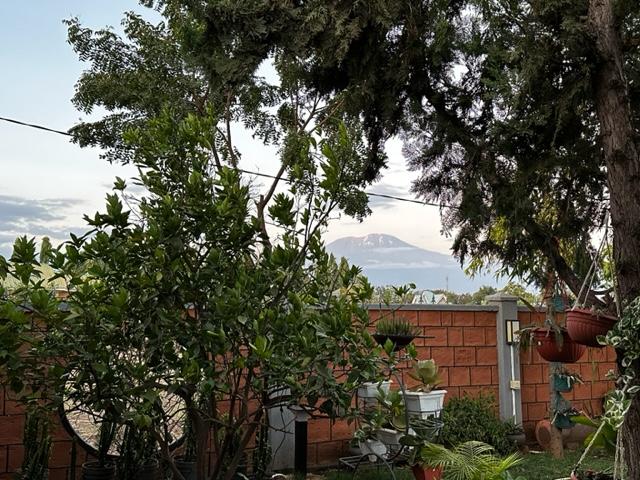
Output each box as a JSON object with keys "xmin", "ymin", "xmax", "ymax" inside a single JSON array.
[{"xmin": 487, "ymin": 293, "xmax": 522, "ymax": 424}]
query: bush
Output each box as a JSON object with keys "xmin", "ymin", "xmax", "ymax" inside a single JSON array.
[{"xmin": 439, "ymin": 395, "xmax": 515, "ymax": 455}]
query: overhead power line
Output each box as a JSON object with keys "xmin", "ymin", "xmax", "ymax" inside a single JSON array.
[
  {"xmin": 0, "ymin": 114, "xmax": 453, "ymax": 209},
  {"xmin": 0, "ymin": 116, "xmax": 71, "ymax": 136}
]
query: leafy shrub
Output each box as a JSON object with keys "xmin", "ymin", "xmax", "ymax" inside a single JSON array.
[{"xmin": 440, "ymin": 395, "xmax": 515, "ymax": 455}]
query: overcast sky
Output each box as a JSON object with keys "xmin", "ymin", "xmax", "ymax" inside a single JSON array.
[{"xmin": 0, "ymin": 1, "xmax": 452, "ymax": 259}]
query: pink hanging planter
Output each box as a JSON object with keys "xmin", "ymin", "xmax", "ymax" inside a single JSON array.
[{"xmin": 566, "ymin": 308, "xmax": 617, "ymax": 348}]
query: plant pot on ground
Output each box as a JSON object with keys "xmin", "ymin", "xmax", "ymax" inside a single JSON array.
[
  {"xmin": 532, "ymin": 327, "xmax": 586, "ymax": 363},
  {"xmin": 411, "ymin": 441, "xmax": 522, "ymax": 480},
  {"xmin": 118, "ymin": 425, "xmax": 161, "ymax": 480},
  {"xmin": 82, "ymin": 420, "xmax": 117, "ymax": 480},
  {"xmin": 82, "ymin": 462, "xmax": 117, "ymax": 480},
  {"xmin": 504, "ymin": 423, "xmax": 526, "ymax": 447},
  {"xmin": 566, "ymin": 308, "xmax": 617, "ymax": 348},
  {"xmin": 411, "ymin": 465, "xmax": 443, "ymax": 480},
  {"xmin": 172, "ymin": 415, "xmax": 197, "ymax": 480},
  {"xmin": 405, "ymin": 359, "xmax": 447, "ymax": 419}
]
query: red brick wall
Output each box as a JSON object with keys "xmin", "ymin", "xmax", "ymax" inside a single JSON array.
[
  {"xmin": 0, "ymin": 387, "xmax": 97, "ymax": 480},
  {"xmin": 307, "ymin": 306, "xmax": 501, "ymax": 466},
  {"xmin": 518, "ymin": 310, "xmax": 617, "ymax": 439},
  {"xmin": 0, "ymin": 306, "xmax": 619, "ymax": 474}
]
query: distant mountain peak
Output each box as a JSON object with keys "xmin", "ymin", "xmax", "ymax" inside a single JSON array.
[
  {"xmin": 328, "ymin": 233, "xmax": 414, "ymax": 250},
  {"xmin": 326, "ymin": 233, "xmax": 500, "ymax": 292}
]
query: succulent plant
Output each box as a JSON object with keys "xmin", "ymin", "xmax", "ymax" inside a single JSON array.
[{"xmin": 411, "ymin": 359, "xmax": 441, "ymax": 392}]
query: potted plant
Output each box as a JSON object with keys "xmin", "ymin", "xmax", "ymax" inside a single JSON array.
[
  {"xmin": 358, "ymin": 379, "xmax": 392, "ymax": 409},
  {"xmin": 404, "ymin": 360, "xmax": 447, "ymax": 419},
  {"xmin": 174, "ymin": 416, "xmax": 197, "ymax": 480},
  {"xmin": 353, "ymin": 414, "xmax": 387, "ymax": 462},
  {"xmin": 82, "ymin": 419, "xmax": 117, "ymax": 480},
  {"xmin": 16, "ymin": 409, "xmax": 52, "ymax": 480},
  {"xmin": 411, "ymin": 441, "xmax": 523, "ymax": 480},
  {"xmin": 504, "ymin": 422, "xmax": 526, "ymax": 447},
  {"xmin": 375, "ymin": 389, "xmax": 407, "ymax": 449},
  {"xmin": 118, "ymin": 424, "xmax": 161, "ymax": 480},
  {"xmin": 373, "ymin": 317, "xmax": 419, "ymax": 351},
  {"xmin": 552, "ymin": 368, "xmax": 584, "ymax": 392},
  {"xmin": 399, "ymin": 417, "xmax": 445, "ymax": 480},
  {"xmin": 520, "ymin": 326, "xmax": 586, "ymax": 363},
  {"xmin": 566, "ymin": 307, "xmax": 617, "ymax": 348}
]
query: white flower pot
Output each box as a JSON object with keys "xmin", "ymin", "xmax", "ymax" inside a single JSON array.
[
  {"xmin": 358, "ymin": 438, "xmax": 387, "ymax": 462},
  {"xmin": 404, "ymin": 389, "xmax": 447, "ymax": 419},
  {"xmin": 357, "ymin": 380, "xmax": 392, "ymax": 408},
  {"xmin": 376, "ymin": 427, "xmax": 403, "ymax": 447}
]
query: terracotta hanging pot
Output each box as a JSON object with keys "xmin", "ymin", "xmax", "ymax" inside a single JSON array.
[
  {"xmin": 566, "ymin": 308, "xmax": 617, "ymax": 348},
  {"xmin": 533, "ymin": 328, "xmax": 586, "ymax": 363}
]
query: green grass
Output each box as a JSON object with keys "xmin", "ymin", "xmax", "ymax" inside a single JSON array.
[
  {"xmin": 322, "ymin": 450, "xmax": 614, "ymax": 480},
  {"xmin": 511, "ymin": 450, "xmax": 614, "ymax": 480}
]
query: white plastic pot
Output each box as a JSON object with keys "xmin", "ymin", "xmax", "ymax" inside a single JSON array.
[
  {"xmin": 358, "ymin": 438, "xmax": 387, "ymax": 462},
  {"xmin": 376, "ymin": 427, "xmax": 403, "ymax": 448},
  {"xmin": 357, "ymin": 380, "xmax": 392, "ymax": 409},
  {"xmin": 404, "ymin": 389, "xmax": 447, "ymax": 419}
]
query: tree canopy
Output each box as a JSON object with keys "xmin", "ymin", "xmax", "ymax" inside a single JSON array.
[{"xmin": 62, "ymin": 1, "xmax": 640, "ymax": 475}]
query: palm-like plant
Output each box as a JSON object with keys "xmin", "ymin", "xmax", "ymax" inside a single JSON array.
[{"xmin": 417, "ymin": 441, "xmax": 523, "ymax": 480}]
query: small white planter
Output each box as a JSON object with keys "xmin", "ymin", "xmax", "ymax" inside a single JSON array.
[
  {"xmin": 404, "ymin": 389, "xmax": 447, "ymax": 419},
  {"xmin": 358, "ymin": 438, "xmax": 387, "ymax": 462},
  {"xmin": 357, "ymin": 380, "xmax": 392, "ymax": 408},
  {"xmin": 376, "ymin": 427, "xmax": 403, "ymax": 447}
]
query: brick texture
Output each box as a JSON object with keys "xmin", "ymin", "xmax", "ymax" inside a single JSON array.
[
  {"xmin": 517, "ymin": 311, "xmax": 616, "ymax": 434},
  {"xmin": 0, "ymin": 306, "xmax": 614, "ymax": 473}
]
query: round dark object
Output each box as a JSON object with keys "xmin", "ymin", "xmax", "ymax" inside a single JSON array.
[{"xmin": 533, "ymin": 328, "xmax": 586, "ymax": 363}]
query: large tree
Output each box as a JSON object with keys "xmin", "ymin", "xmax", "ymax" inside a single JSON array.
[{"xmin": 67, "ymin": 0, "xmax": 640, "ymax": 475}]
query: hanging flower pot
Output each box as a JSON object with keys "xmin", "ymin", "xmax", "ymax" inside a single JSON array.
[
  {"xmin": 533, "ymin": 328, "xmax": 586, "ymax": 363},
  {"xmin": 566, "ymin": 308, "xmax": 617, "ymax": 348},
  {"xmin": 372, "ymin": 333, "xmax": 416, "ymax": 351}
]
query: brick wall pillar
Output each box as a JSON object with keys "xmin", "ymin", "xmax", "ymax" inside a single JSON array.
[{"xmin": 486, "ymin": 294, "xmax": 522, "ymax": 425}]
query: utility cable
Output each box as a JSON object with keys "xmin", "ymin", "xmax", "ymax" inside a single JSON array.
[{"xmin": 0, "ymin": 114, "xmax": 453, "ymax": 209}]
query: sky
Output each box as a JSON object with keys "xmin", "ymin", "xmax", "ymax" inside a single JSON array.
[{"xmin": 0, "ymin": 1, "xmax": 454, "ymax": 262}]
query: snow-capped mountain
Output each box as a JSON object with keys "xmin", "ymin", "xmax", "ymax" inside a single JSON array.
[{"xmin": 326, "ymin": 234, "xmax": 500, "ymax": 292}]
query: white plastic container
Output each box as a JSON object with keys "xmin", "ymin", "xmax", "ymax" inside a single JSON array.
[
  {"xmin": 376, "ymin": 427, "xmax": 403, "ymax": 448},
  {"xmin": 358, "ymin": 438, "xmax": 387, "ymax": 462},
  {"xmin": 404, "ymin": 389, "xmax": 447, "ymax": 419},
  {"xmin": 357, "ymin": 380, "xmax": 392, "ymax": 409}
]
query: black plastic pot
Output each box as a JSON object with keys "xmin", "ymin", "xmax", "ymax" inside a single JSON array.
[
  {"xmin": 135, "ymin": 459, "xmax": 161, "ymax": 480},
  {"xmin": 175, "ymin": 458, "xmax": 197, "ymax": 480},
  {"xmin": 372, "ymin": 333, "xmax": 415, "ymax": 351},
  {"xmin": 82, "ymin": 461, "xmax": 116, "ymax": 480}
]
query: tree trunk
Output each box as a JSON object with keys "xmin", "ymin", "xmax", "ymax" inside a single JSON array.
[{"xmin": 588, "ymin": 0, "xmax": 640, "ymax": 477}]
